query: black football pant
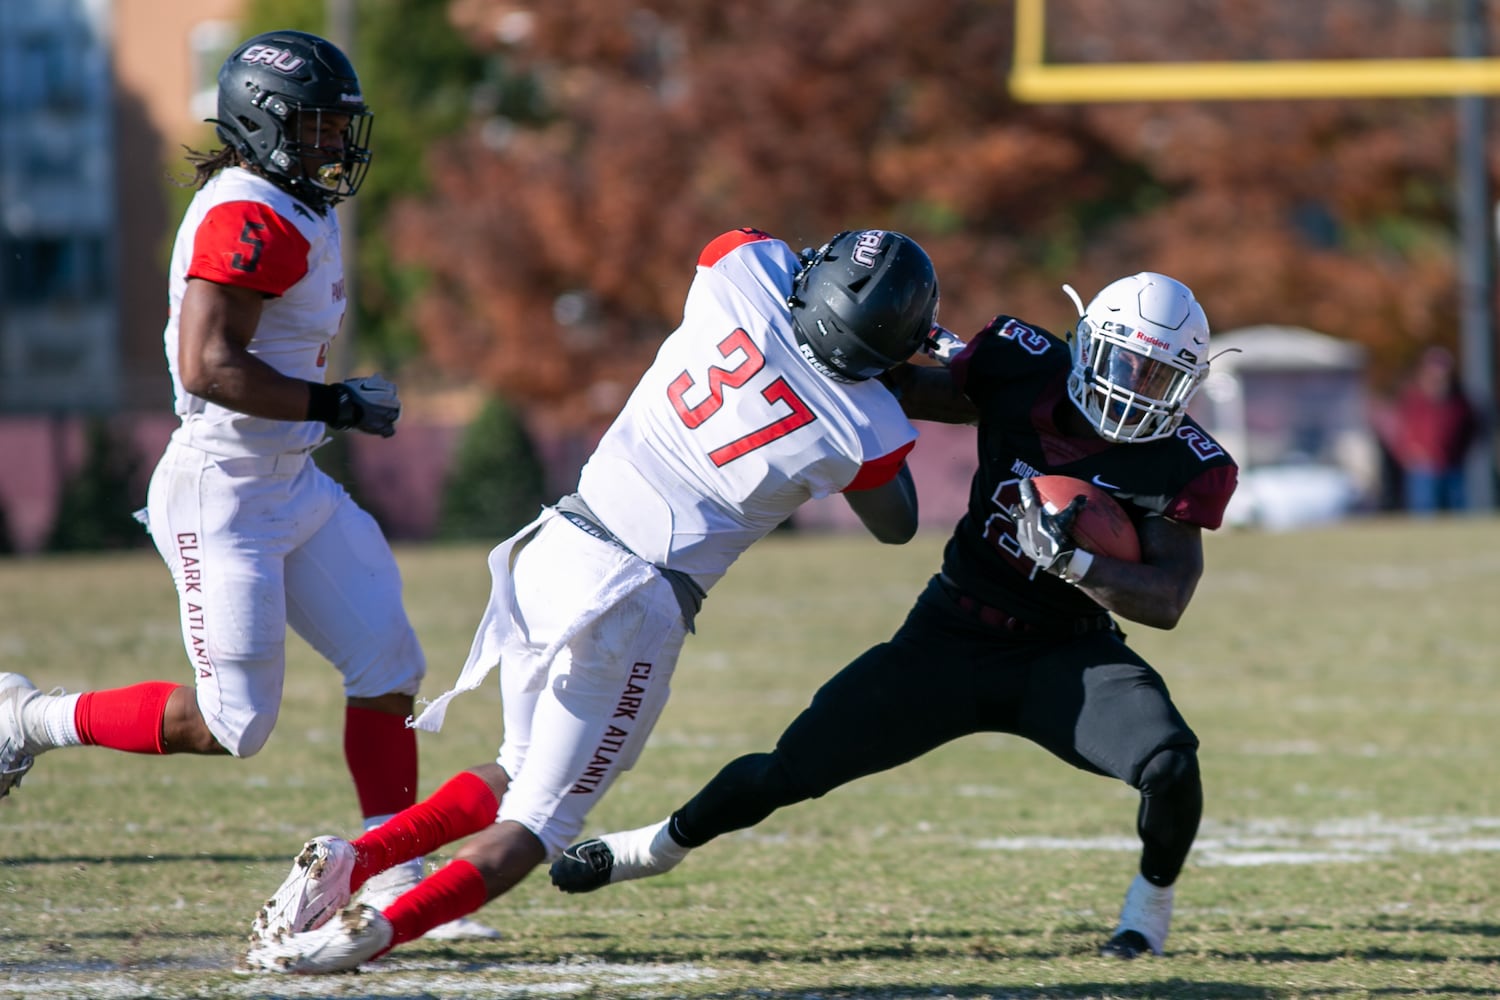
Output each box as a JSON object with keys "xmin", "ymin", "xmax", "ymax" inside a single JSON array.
[{"xmin": 671, "ymin": 575, "xmax": 1202, "ymax": 886}]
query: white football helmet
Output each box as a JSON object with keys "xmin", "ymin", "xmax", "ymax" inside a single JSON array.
[{"xmin": 1063, "ymin": 272, "xmax": 1210, "ymax": 443}]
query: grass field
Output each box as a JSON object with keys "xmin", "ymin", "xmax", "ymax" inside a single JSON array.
[{"xmin": 1, "ymin": 516, "xmax": 1499, "ymax": 999}]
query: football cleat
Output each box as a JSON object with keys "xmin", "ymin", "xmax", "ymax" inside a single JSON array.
[
  {"xmin": 549, "ymin": 838, "xmax": 617, "ymax": 893},
  {"xmin": 0, "ymin": 673, "xmax": 40, "ymax": 800},
  {"xmin": 1099, "ymin": 873, "xmax": 1173, "ymax": 959},
  {"xmin": 357, "ymin": 860, "xmax": 500, "ymax": 940},
  {"xmin": 244, "ymin": 903, "xmax": 392, "ymax": 974},
  {"xmin": 1099, "ymin": 929, "xmax": 1154, "ymax": 960},
  {"xmin": 251, "ymin": 836, "xmax": 355, "ymax": 945},
  {"xmin": 550, "ymin": 821, "xmax": 689, "ymax": 894}
]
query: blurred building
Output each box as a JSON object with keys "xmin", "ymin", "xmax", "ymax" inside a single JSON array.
[
  {"xmin": 0, "ymin": 1, "xmax": 116, "ymax": 412},
  {"xmin": 112, "ymin": 0, "xmax": 245, "ymax": 409},
  {"xmin": 1191, "ymin": 325, "xmax": 1379, "ymax": 530},
  {"xmin": 0, "ymin": 0, "xmax": 242, "ymax": 416}
]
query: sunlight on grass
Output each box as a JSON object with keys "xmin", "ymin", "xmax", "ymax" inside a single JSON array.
[{"xmin": 2, "ymin": 516, "xmax": 1499, "ymax": 998}]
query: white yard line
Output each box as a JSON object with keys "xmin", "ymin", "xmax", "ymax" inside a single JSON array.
[
  {"xmin": 976, "ymin": 813, "xmax": 1500, "ymax": 865},
  {"xmin": 1, "ymin": 960, "xmax": 713, "ymax": 1000}
]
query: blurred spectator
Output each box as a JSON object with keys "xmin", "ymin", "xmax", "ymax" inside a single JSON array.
[{"xmin": 1373, "ymin": 347, "xmax": 1479, "ymax": 515}]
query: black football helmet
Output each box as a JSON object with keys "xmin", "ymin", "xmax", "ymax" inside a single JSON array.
[
  {"xmin": 212, "ymin": 30, "xmax": 373, "ymax": 208},
  {"xmin": 788, "ymin": 230, "xmax": 939, "ymax": 382}
]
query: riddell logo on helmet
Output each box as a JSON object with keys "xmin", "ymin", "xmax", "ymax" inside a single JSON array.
[
  {"xmin": 1132, "ymin": 330, "xmax": 1171, "ymax": 350},
  {"xmin": 851, "ymin": 230, "xmax": 887, "ymax": 268},
  {"xmin": 797, "ymin": 341, "xmax": 852, "ymax": 382},
  {"xmin": 240, "ymin": 45, "xmax": 307, "ymax": 73}
]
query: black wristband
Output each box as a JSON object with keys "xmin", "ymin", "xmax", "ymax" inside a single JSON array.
[{"xmin": 306, "ymin": 381, "xmax": 344, "ymax": 424}]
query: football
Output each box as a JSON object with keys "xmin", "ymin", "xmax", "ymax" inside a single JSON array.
[{"xmin": 1029, "ymin": 475, "xmax": 1142, "ymax": 563}]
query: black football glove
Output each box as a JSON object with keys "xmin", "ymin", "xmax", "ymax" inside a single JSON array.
[
  {"xmin": 329, "ymin": 374, "xmax": 401, "ymax": 438},
  {"xmin": 1009, "ymin": 478, "xmax": 1085, "ymax": 576}
]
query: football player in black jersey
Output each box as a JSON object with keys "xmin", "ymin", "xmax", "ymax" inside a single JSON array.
[{"xmin": 550, "ymin": 272, "xmax": 1238, "ymax": 961}]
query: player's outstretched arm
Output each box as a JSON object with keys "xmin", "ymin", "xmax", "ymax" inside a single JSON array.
[
  {"xmin": 844, "ymin": 464, "xmax": 918, "ymax": 544},
  {"xmin": 880, "ymin": 363, "xmax": 978, "ymax": 425}
]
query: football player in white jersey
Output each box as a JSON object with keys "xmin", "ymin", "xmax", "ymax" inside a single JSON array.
[
  {"xmin": 0, "ymin": 30, "xmax": 490, "ymax": 939},
  {"xmin": 242, "ymin": 226, "xmax": 942, "ymax": 973}
]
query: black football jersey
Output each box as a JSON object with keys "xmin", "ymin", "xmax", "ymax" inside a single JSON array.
[{"xmin": 939, "ymin": 316, "xmax": 1239, "ymax": 623}]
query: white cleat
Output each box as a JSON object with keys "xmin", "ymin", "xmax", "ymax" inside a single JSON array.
[
  {"xmin": 250, "ymin": 836, "xmax": 356, "ymax": 945},
  {"xmin": 358, "ymin": 859, "xmax": 501, "ymax": 940},
  {"xmin": 244, "ymin": 903, "xmax": 392, "ymax": 974},
  {"xmin": 0, "ymin": 673, "xmax": 40, "ymax": 800}
]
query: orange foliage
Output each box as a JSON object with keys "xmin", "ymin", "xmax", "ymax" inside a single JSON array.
[{"xmin": 392, "ymin": 0, "xmax": 1497, "ymax": 427}]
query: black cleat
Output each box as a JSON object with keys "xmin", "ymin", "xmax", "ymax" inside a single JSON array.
[
  {"xmin": 1098, "ymin": 929, "xmax": 1153, "ymax": 959},
  {"xmin": 549, "ymin": 838, "xmax": 616, "ymax": 893}
]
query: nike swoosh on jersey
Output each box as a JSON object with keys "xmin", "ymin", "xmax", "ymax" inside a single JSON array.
[{"xmin": 1092, "ymin": 475, "xmax": 1121, "ymax": 490}]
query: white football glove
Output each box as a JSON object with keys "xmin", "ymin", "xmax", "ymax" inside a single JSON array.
[
  {"xmin": 1008, "ymin": 478, "xmax": 1084, "ymax": 576},
  {"xmin": 922, "ymin": 325, "xmax": 967, "ymax": 366},
  {"xmin": 332, "ymin": 374, "xmax": 401, "ymax": 438}
]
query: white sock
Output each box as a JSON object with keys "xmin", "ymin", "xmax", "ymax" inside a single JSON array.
[
  {"xmin": 607, "ymin": 819, "xmax": 691, "ymax": 878},
  {"xmin": 35, "ymin": 691, "xmax": 83, "ymax": 752},
  {"xmin": 1115, "ymin": 873, "xmax": 1174, "ymax": 954},
  {"xmin": 363, "ymin": 812, "xmax": 394, "ymax": 832}
]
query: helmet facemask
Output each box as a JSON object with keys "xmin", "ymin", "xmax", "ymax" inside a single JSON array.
[
  {"xmin": 1063, "ymin": 272, "xmax": 1210, "ymax": 443},
  {"xmin": 281, "ymin": 103, "xmax": 373, "ymax": 201},
  {"xmin": 222, "ymin": 94, "xmax": 373, "ymax": 206}
]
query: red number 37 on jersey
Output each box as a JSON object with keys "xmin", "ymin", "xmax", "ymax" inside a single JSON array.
[{"xmin": 666, "ymin": 329, "xmax": 816, "ymax": 467}]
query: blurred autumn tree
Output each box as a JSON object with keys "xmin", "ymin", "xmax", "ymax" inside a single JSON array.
[{"xmin": 367, "ymin": 1, "xmax": 1494, "ymax": 427}]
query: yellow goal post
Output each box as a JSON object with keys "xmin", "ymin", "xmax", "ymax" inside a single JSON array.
[{"xmin": 1009, "ymin": 0, "xmax": 1500, "ymax": 102}]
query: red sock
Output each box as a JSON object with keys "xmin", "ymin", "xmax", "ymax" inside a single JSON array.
[
  {"xmin": 73, "ymin": 682, "xmax": 178, "ymax": 754},
  {"xmin": 383, "ymin": 859, "xmax": 490, "ymax": 947},
  {"xmin": 349, "ymin": 770, "xmax": 499, "ymax": 892},
  {"xmin": 344, "ymin": 706, "xmax": 418, "ymax": 820}
]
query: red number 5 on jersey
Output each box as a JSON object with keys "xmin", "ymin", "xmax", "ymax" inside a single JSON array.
[{"xmin": 667, "ymin": 328, "xmax": 817, "ymax": 467}]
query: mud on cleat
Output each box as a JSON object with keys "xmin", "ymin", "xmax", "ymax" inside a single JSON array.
[
  {"xmin": 250, "ymin": 835, "xmax": 356, "ymax": 945},
  {"xmin": 244, "ymin": 902, "xmax": 393, "ymax": 975}
]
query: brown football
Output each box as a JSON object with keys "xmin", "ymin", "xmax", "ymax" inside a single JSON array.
[{"xmin": 1030, "ymin": 475, "xmax": 1142, "ymax": 563}]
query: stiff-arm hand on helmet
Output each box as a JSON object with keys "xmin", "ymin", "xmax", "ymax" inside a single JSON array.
[
  {"xmin": 329, "ymin": 374, "xmax": 401, "ymax": 438},
  {"xmin": 922, "ymin": 325, "xmax": 967, "ymax": 366},
  {"xmin": 1009, "ymin": 478, "xmax": 1085, "ymax": 576}
]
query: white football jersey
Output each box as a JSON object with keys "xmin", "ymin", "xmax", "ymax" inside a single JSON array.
[
  {"xmin": 579, "ymin": 229, "xmax": 919, "ymax": 589},
  {"xmin": 162, "ymin": 167, "xmax": 346, "ymax": 457}
]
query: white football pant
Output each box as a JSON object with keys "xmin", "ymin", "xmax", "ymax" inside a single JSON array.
[
  {"xmin": 495, "ymin": 515, "xmax": 688, "ymax": 857},
  {"xmin": 145, "ymin": 440, "xmax": 425, "ymax": 757}
]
